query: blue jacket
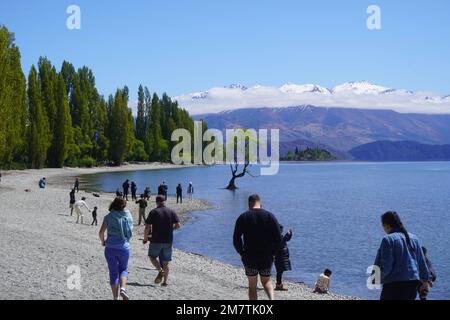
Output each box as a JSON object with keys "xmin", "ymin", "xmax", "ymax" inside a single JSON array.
[{"xmin": 374, "ymin": 231, "xmax": 430, "ymax": 284}]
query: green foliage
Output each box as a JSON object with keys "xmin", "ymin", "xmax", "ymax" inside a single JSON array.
[
  {"xmin": 282, "ymin": 147, "xmax": 338, "ymax": 161},
  {"xmin": 0, "ymin": 25, "xmax": 197, "ymax": 169}
]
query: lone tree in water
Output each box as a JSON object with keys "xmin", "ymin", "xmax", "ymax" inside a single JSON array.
[{"xmin": 225, "ymin": 129, "xmax": 258, "ymax": 190}]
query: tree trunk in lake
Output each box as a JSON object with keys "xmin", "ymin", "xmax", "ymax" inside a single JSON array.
[{"xmin": 226, "ymin": 176, "xmax": 238, "ymax": 190}]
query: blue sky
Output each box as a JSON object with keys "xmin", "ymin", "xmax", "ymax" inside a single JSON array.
[{"xmin": 1, "ymin": 0, "xmax": 450, "ymax": 101}]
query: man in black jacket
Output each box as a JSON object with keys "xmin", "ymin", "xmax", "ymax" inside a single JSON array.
[{"xmin": 233, "ymin": 194, "xmax": 282, "ymax": 300}]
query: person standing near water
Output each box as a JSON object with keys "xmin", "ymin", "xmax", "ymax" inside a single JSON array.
[
  {"xmin": 374, "ymin": 211, "xmax": 430, "ymax": 300},
  {"xmin": 233, "ymin": 194, "xmax": 282, "ymax": 300},
  {"xmin": 69, "ymin": 189, "xmax": 76, "ymax": 216},
  {"xmin": 99, "ymin": 198, "xmax": 133, "ymax": 300},
  {"xmin": 176, "ymin": 183, "xmax": 182, "ymax": 204},
  {"xmin": 158, "ymin": 181, "xmax": 168, "ymax": 201},
  {"xmin": 143, "ymin": 195, "xmax": 181, "ymax": 287},
  {"xmin": 187, "ymin": 182, "xmax": 194, "ymax": 200},
  {"xmin": 144, "ymin": 187, "xmax": 151, "ymax": 200},
  {"xmin": 91, "ymin": 207, "xmax": 98, "ymax": 226},
  {"xmin": 135, "ymin": 194, "xmax": 148, "ymax": 226},
  {"xmin": 122, "ymin": 179, "xmax": 130, "ymax": 201},
  {"xmin": 131, "ymin": 181, "xmax": 137, "ymax": 201},
  {"xmin": 74, "ymin": 178, "xmax": 80, "ymax": 193},
  {"xmin": 274, "ymin": 225, "xmax": 293, "ymax": 291},
  {"xmin": 74, "ymin": 197, "xmax": 91, "ymax": 224}
]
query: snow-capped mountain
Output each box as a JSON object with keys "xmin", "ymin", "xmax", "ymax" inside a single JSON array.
[
  {"xmin": 280, "ymin": 83, "xmax": 331, "ymax": 95},
  {"xmin": 332, "ymin": 81, "xmax": 390, "ymax": 95},
  {"xmin": 176, "ymin": 81, "xmax": 450, "ymax": 115}
]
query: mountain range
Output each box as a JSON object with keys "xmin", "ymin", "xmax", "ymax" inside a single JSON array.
[
  {"xmin": 349, "ymin": 141, "xmax": 450, "ymax": 161},
  {"xmin": 194, "ymin": 105, "xmax": 450, "ymax": 151},
  {"xmin": 177, "ymin": 81, "xmax": 450, "ymax": 115}
]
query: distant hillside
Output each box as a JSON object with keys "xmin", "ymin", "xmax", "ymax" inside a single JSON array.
[
  {"xmin": 194, "ymin": 106, "xmax": 450, "ymax": 151},
  {"xmin": 279, "ymin": 139, "xmax": 351, "ymax": 159},
  {"xmin": 349, "ymin": 141, "xmax": 450, "ymax": 161},
  {"xmin": 282, "ymin": 147, "xmax": 338, "ymax": 161}
]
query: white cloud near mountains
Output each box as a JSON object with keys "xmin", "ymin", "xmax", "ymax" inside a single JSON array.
[{"xmin": 174, "ymin": 81, "xmax": 450, "ymax": 115}]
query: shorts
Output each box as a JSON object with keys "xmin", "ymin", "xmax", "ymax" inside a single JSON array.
[
  {"xmin": 244, "ymin": 266, "xmax": 272, "ymax": 277},
  {"xmin": 148, "ymin": 243, "xmax": 173, "ymax": 262},
  {"xmin": 69, "ymin": 203, "xmax": 74, "ymax": 209}
]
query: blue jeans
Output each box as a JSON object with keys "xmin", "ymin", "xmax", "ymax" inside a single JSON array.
[
  {"xmin": 104, "ymin": 247, "xmax": 130, "ymax": 285},
  {"xmin": 148, "ymin": 243, "xmax": 173, "ymax": 262}
]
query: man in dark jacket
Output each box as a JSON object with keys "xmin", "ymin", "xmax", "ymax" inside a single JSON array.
[
  {"xmin": 122, "ymin": 179, "xmax": 130, "ymax": 201},
  {"xmin": 158, "ymin": 181, "xmax": 168, "ymax": 201},
  {"xmin": 176, "ymin": 184, "xmax": 182, "ymax": 204},
  {"xmin": 233, "ymin": 194, "xmax": 282, "ymax": 300}
]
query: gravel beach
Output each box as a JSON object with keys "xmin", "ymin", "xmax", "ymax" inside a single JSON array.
[{"xmin": 0, "ymin": 164, "xmax": 356, "ymax": 300}]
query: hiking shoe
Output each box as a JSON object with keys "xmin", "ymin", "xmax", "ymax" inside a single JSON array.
[
  {"xmin": 161, "ymin": 282, "xmax": 168, "ymax": 287},
  {"xmin": 275, "ymin": 284, "xmax": 288, "ymax": 291},
  {"xmin": 155, "ymin": 270, "xmax": 164, "ymax": 284},
  {"xmin": 120, "ymin": 288, "xmax": 129, "ymax": 300}
]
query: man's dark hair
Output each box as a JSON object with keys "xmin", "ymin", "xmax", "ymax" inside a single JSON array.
[
  {"xmin": 324, "ymin": 269, "xmax": 332, "ymax": 276},
  {"xmin": 248, "ymin": 194, "xmax": 261, "ymax": 208},
  {"xmin": 156, "ymin": 195, "xmax": 165, "ymax": 204}
]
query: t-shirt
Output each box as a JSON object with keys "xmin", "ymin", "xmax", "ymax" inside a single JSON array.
[
  {"xmin": 145, "ymin": 205, "xmax": 180, "ymax": 244},
  {"xmin": 233, "ymin": 208, "xmax": 282, "ymax": 269}
]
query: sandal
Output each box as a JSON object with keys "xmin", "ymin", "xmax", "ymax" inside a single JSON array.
[{"xmin": 155, "ymin": 270, "xmax": 164, "ymax": 284}]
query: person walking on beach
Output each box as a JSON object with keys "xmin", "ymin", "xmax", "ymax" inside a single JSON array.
[
  {"xmin": 374, "ymin": 211, "xmax": 430, "ymax": 300},
  {"xmin": 233, "ymin": 194, "xmax": 282, "ymax": 300},
  {"xmin": 144, "ymin": 186, "xmax": 151, "ymax": 200},
  {"xmin": 143, "ymin": 195, "xmax": 181, "ymax": 287},
  {"xmin": 74, "ymin": 197, "xmax": 91, "ymax": 224},
  {"xmin": 74, "ymin": 178, "xmax": 80, "ymax": 193},
  {"xmin": 274, "ymin": 225, "xmax": 293, "ymax": 291},
  {"xmin": 176, "ymin": 183, "xmax": 182, "ymax": 204},
  {"xmin": 131, "ymin": 181, "xmax": 137, "ymax": 201},
  {"xmin": 122, "ymin": 180, "xmax": 130, "ymax": 201},
  {"xmin": 135, "ymin": 194, "xmax": 148, "ymax": 226},
  {"xmin": 91, "ymin": 207, "xmax": 98, "ymax": 226},
  {"xmin": 69, "ymin": 189, "xmax": 76, "ymax": 216},
  {"xmin": 158, "ymin": 181, "xmax": 168, "ymax": 201},
  {"xmin": 187, "ymin": 182, "xmax": 194, "ymax": 200},
  {"xmin": 99, "ymin": 197, "xmax": 133, "ymax": 300}
]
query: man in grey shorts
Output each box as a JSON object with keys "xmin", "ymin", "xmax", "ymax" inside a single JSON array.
[
  {"xmin": 143, "ymin": 195, "xmax": 181, "ymax": 286},
  {"xmin": 233, "ymin": 194, "xmax": 282, "ymax": 300}
]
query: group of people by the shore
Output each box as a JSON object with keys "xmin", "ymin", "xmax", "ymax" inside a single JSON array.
[
  {"xmin": 117, "ymin": 179, "xmax": 194, "ymax": 204},
  {"xmin": 58, "ymin": 176, "xmax": 437, "ymax": 301}
]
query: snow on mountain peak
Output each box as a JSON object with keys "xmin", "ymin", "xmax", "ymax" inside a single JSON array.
[
  {"xmin": 176, "ymin": 81, "xmax": 450, "ymax": 115},
  {"xmin": 332, "ymin": 81, "xmax": 390, "ymax": 95},
  {"xmin": 280, "ymin": 83, "xmax": 331, "ymax": 95}
]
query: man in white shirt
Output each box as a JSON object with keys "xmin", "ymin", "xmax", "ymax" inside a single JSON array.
[{"xmin": 74, "ymin": 197, "xmax": 91, "ymax": 224}]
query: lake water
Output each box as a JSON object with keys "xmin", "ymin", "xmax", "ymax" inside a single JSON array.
[{"xmin": 83, "ymin": 162, "xmax": 450, "ymax": 299}]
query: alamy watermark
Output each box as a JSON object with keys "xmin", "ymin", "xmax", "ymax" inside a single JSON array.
[
  {"xmin": 171, "ymin": 121, "xmax": 280, "ymax": 176},
  {"xmin": 366, "ymin": 265, "xmax": 382, "ymax": 290},
  {"xmin": 367, "ymin": 5, "xmax": 382, "ymax": 30},
  {"xmin": 66, "ymin": 5, "xmax": 81, "ymax": 30},
  {"xmin": 67, "ymin": 265, "xmax": 82, "ymax": 291}
]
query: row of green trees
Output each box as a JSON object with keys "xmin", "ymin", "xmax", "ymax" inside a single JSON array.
[{"xmin": 0, "ymin": 26, "xmax": 201, "ymax": 169}]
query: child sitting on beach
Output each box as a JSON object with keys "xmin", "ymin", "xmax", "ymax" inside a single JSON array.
[
  {"xmin": 313, "ymin": 269, "xmax": 332, "ymax": 294},
  {"xmin": 91, "ymin": 207, "xmax": 98, "ymax": 226}
]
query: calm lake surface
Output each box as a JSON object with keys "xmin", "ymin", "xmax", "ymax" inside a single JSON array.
[{"xmin": 83, "ymin": 162, "xmax": 450, "ymax": 299}]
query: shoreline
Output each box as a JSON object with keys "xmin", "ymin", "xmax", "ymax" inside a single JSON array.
[{"xmin": 0, "ymin": 164, "xmax": 358, "ymax": 300}]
